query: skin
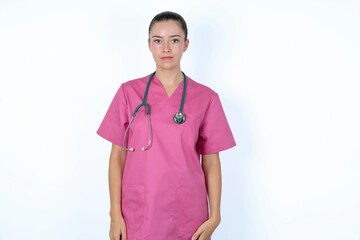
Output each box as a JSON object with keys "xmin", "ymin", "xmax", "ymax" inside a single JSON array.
[
  {"xmin": 108, "ymin": 144, "xmax": 127, "ymax": 240},
  {"xmin": 108, "ymin": 20, "xmax": 222, "ymax": 240},
  {"xmin": 192, "ymin": 153, "xmax": 222, "ymax": 240},
  {"xmin": 148, "ymin": 20, "xmax": 189, "ymax": 96}
]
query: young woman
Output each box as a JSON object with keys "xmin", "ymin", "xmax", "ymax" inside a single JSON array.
[{"xmin": 97, "ymin": 11, "xmax": 236, "ymax": 240}]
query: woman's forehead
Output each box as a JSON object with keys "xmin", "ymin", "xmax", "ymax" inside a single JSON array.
[{"xmin": 149, "ymin": 20, "xmax": 184, "ymax": 37}]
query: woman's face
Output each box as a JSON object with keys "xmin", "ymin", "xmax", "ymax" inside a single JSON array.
[{"xmin": 148, "ymin": 20, "xmax": 189, "ymax": 71}]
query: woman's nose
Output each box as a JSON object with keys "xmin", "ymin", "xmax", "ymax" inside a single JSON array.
[{"xmin": 162, "ymin": 42, "xmax": 171, "ymax": 52}]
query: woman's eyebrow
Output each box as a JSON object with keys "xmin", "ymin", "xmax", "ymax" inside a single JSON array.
[{"xmin": 151, "ymin": 35, "xmax": 182, "ymax": 38}]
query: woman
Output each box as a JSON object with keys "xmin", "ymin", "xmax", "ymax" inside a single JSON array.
[{"xmin": 97, "ymin": 11, "xmax": 236, "ymax": 240}]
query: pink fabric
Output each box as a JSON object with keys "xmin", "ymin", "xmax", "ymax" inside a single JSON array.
[{"xmin": 97, "ymin": 74, "xmax": 236, "ymax": 239}]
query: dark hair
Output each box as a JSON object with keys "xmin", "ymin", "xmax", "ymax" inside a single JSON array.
[{"xmin": 148, "ymin": 11, "xmax": 188, "ymax": 40}]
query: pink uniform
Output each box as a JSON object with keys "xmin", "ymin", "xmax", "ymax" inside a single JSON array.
[{"xmin": 97, "ymin": 73, "xmax": 236, "ymax": 240}]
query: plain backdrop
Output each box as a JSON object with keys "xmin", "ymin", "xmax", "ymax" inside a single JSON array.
[{"xmin": 1, "ymin": 0, "xmax": 359, "ymax": 239}]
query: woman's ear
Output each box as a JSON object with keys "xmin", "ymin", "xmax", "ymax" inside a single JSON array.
[{"xmin": 184, "ymin": 39, "xmax": 189, "ymax": 52}]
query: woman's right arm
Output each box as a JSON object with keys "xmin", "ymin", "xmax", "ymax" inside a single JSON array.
[{"xmin": 108, "ymin": 143, "xmax": 127, "ymax": 240}]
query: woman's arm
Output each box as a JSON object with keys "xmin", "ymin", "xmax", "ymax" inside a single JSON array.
[
  {"xmin": 202, "ymin": 153, "xmax": 222, "ymax": 222},
  {"xmin": 192, "ymin": 153, "xmax": 222, "ymax": 240},
  {"xmin": 108, "ymin": 144, "xmax": 127, "ymax": 240}
]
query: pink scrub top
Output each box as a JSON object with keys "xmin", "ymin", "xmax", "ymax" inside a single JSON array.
[{"xmin": 97, "ymin": 73, "xmax": 236, "ymax": 240}]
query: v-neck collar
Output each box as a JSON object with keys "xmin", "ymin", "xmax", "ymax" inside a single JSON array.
[{"xmin": 150, "ymin": 74, "xmax": 185, "ymax": 109}]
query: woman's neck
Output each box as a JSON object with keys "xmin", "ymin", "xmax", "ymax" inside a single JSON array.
[{"xmin": 155, "ymin": 68, "xmax": 183, "ymax": 86}]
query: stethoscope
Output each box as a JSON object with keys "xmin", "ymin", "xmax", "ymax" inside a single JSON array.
[{"xmin": 123, "ymin": 71, "xmax": 187, "ymax": 151}]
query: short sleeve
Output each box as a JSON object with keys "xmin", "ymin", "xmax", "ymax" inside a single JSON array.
[
  {"xmin": 197, "ymin": 94, "xmax": 236, "ymax": 155},
  {"xmin": 97, "ymin": 84, "xmax": 128, "ymax": 147}
]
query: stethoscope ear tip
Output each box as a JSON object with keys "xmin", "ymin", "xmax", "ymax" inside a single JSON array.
[{"xmin": 129, "ymin": 147, "xmax": 134, "ymax": 152}]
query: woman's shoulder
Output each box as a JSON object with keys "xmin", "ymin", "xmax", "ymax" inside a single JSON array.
[{"xmin": 187, "ymin": 76, "xmax": 218, "ymax": 98}]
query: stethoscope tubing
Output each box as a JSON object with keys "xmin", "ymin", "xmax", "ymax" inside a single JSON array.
[{"xmin": 123, "ymin": 71, "xmax": 186, "ymax": 151}]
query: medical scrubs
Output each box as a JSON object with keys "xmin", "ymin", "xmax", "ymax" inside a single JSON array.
[{"xmin": 97, "ymin": 73, "xmax": 236, "ymax": 240}]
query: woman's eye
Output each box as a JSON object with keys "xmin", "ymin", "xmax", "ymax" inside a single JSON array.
[
  {"xmin": 154, "ymin": 39, "xmax": 161, "ymax": 44},
  {"xmin": 171, "ymin": 39, "xmax": 179, "ymax": 43}
]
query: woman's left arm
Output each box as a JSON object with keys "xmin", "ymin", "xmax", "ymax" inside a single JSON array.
[{"xmin": 192, "ymin": 153, "xmax": 222, "ymax": 240}]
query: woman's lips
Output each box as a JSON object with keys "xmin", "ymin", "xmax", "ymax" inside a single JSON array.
[{"xmin": 160, "ymin": 56, "xmax": 173, "ymax": 60}]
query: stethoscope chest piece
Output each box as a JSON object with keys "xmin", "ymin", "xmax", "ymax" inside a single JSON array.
[{"xmin": 174, "ymin": 112, "xmax": 186, "ymax": 124}]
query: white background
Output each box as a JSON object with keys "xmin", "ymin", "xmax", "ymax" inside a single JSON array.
[{"xmin": 1, "ymin": 0, "xmax": 360, "ymax": 239}]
